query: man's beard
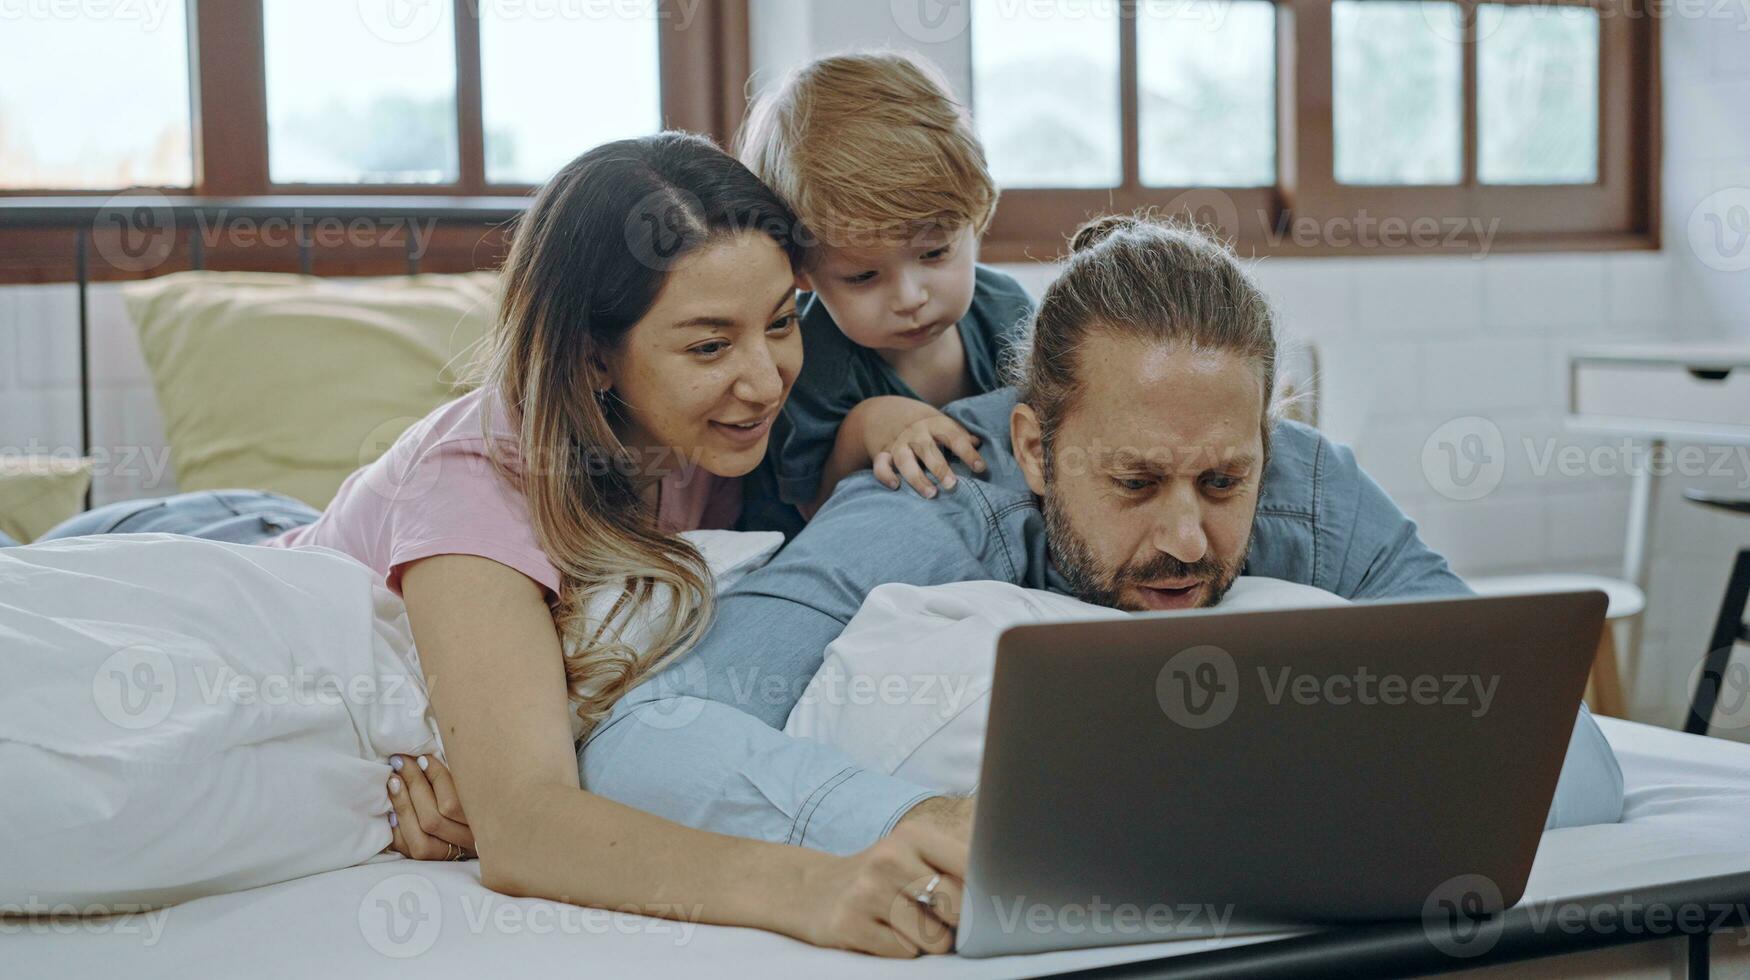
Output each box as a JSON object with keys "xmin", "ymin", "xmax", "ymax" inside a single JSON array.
[{"xmin": 1042, "ymin": 486, "xmax": 1250, "ymax": 612}]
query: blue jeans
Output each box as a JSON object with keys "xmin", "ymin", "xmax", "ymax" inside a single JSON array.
[{"xmin": 20, "ymin": 489, "xmax": 321, "ymax": 547}]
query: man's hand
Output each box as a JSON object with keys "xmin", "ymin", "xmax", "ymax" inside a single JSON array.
[{"xmin": 897, "ymin": 795, "xmax": 976, "ymax": 841}]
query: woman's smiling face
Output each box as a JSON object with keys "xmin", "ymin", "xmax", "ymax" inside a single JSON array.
[{"xmin": 602, "ymin": 230, "xmax": 802, "ymax": 480}]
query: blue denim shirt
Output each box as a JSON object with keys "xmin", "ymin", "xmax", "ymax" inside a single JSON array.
[{"xmin": 579, "ymin": 389, "xmax": 1624, "ymax": 852}]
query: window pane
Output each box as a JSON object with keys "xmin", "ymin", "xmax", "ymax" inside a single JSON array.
[
  {"xmin": 1332, "ymin": 1, "xmax": 1462, "ymax": 185},
  {"xmin": 1138, "ymin": 0, "xmax": 1276, "ymax": 187},
  {"xmin": 1478, "ymin": 5, "xmax": 1598, "ymax": 184},
  {"xmin": 972, "ymin": 0, "xmax": 1121, "ymax": 188},
  {"xmin": 263, "ymin": 0, "xmax": 458, "ymax": 184},
  {"xmin": 0, "ymin": 3, "xmax": 192, "ymax": 189},
  {"xmin": 481, "ymin": 4, "xmax": 662, "ymax": 184}
]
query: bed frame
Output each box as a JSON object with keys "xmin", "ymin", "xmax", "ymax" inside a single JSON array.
[
  {"xmin": 0, "ymin": 196, "xmax": 521, "ymax": 510},
  {"xmin": 1054, "ymin": 872, "xmax": 1750, "ymax": 978}
]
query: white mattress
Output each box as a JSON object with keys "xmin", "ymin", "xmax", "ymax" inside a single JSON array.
[{"xmin": 8, "ymin": 718, "xmax": 1749, "ymax": 980}]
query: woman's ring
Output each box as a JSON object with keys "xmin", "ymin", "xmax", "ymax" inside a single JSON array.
[{"xmin": 914, "ymin": 873, "xmax": 941, "ymax": 909}]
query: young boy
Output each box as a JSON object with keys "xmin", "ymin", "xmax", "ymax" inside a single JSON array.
[{"xmin": 736, "ymin": 51, "xmax": 1036, "ymax": 514}]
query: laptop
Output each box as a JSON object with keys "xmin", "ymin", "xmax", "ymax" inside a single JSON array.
[{"xmin": 955, "ymin": 590, "xmax": 1607, "ymax": 957}]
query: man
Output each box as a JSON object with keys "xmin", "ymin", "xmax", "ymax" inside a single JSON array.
[{"xmin": 579, "ymin": 216, "xmax": 1624, "ymax": 855}]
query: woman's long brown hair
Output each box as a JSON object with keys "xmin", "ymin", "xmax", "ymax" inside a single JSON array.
[{"xmin": 471, "ymin": 132, "xmax": 804, "ymax": 736}]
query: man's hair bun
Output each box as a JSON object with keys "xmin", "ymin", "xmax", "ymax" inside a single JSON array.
[{"xmin": 1068, "ymin": 213, "xmax": 1144, "ymax": 254}]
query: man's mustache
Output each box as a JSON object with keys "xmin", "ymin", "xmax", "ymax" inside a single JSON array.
[{"xmin": 1116, "ymin": 552, "xmax": 1230, "ymax": 586}]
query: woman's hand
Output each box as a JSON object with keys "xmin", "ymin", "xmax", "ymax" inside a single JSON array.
[
  {"xmin": 870, "ymin": 412, "xmax": 985, "ymax": 499},
  {"xmin": 383, "ymin": 753, "xmax": 477, "ymax": 861},
  {"xmin": 796, "ymin": 821, "xmax": 968, "ymax": 957}
]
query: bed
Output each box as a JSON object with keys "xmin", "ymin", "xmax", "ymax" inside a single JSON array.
[
  {"xmin": 5, "ymin": 205, "xmax": 1746, "ymax": 977},
  {"xmin": 9, "ymin": 717, "xmax": 1748, "ymax": 979}
]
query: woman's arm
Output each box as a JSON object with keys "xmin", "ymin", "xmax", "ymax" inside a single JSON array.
[{"xmin": 398, "ymin": 553, "xmax": 967, "ymax": 956}]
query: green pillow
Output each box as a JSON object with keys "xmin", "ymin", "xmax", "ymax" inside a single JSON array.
[
  {"xmin": 0, "ymin": 456, "xmax": 93, "ymax": 544},
  {"xmin": 124, "ymin": 271, "xmax": 500, "ymax": 509}
]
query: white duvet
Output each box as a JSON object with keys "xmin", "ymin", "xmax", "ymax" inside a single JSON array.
[
  {"xmin": 0, "ymin": 529, "xmax": 783, "ymax": 912},
  {"xmin": 0, "ymin": 533, "xmax": 441, "ymax": 910}
]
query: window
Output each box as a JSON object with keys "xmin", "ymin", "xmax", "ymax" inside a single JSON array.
[
  {"xmin": 1332, "ymin": 1, "xmax": 1463, "ymax": 185},
  {"xmin": 972, "ymin": 0, "xmax": 1122, "ymax": 188},
  {"xmin": 0, "ymin": 0, "xmax": 744, "ymax": 197},
  {"xmin": 479, "ymin": 3, "xmax": 664, "ymax": 184},
  {"xmin": 971, "ymin": 0, "xmax": 1656, "ymax": 258},
  {"xmin": 1477, "ymin": 5, "xmax": 1600, "ymax": 184},
  {"xmin": 0, "ymin": 0, "xmax": 748, "ymax": 283},
  {"xmin": 1137, "ymin": 1, "xmax": 1277, "ymax": 188},
  {"xmin": 263, "ymin": 0, "xmax": 460, "ymax": 184},
  {"xmin": 0, "ymin": 0, "xmax": 1653, "ymax": 279},
  {"xmin": 0, "ymin": 0, "xmax": 194, "ymax": 189}
]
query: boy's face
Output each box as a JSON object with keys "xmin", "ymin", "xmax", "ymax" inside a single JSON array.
[{"xmin": 800, "ymin": 223, "xmax": 979, "ymax": 352}]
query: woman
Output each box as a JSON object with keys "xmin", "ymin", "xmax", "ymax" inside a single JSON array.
[{"xmin": 29, "ymin": 133, "xmax": 963, "ymax": 957}]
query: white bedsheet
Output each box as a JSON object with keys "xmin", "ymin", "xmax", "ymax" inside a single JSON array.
[{"xmin": 8, "ymin": 717, "xmax": 1747, "ymax": 979}]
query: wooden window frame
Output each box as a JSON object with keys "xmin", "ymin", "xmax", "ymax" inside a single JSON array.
[
  {"xmin": 1, "ymin": 0, "xmax": 1660, "ymax": 281},
  {"xmin": 0, "ymin": 0, "xmax": 749, "ymax": 283},
  {"xmin": 978, "ymin": 0, "xmax": 1660, "ymax": 262}
]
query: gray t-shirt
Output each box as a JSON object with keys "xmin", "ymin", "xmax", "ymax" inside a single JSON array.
[{"xmin": 770, "ymin": 264, "xmax": 1035, "ymax": 506}]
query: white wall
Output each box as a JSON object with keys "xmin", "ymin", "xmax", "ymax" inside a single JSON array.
[{"xmin": 1, "ymin": 5, "xmax": 1746, "ymax": 732}]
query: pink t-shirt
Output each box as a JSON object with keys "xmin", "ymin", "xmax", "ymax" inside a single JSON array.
[{"xmin": 263, "ymin": 387, "xmax": 743, "ymax": 600}]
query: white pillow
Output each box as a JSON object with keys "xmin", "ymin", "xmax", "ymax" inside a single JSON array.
[{"xmin": 784, "ymin": 577, "xmax": 1348, "ymax": 795}]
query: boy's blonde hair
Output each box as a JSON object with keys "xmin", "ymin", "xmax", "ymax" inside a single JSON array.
[{"xmin": 736, "ymin": 51, "xmax": 998, "ymax": 257}]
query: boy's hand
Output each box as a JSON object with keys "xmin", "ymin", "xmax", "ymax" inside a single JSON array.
[{"xmin": 874, "ymin": 414, "xmax": 986, "ymax": 499}]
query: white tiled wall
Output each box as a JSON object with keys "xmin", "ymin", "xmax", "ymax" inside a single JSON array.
[{"xmin": 2, "ymin": 10, "xmax": 1746, "ymax": 734}]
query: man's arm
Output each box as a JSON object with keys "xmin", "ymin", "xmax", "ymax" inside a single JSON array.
[
  {"xmin": 580, "ymin": 471, "xmax": 1017, "ymax": 851},
  {"xmin": 1317, "ymin": 433, "xmax": 1471, "ymax": 599}
]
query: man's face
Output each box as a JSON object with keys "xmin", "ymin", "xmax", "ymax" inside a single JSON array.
[{"xmin": 1012, "ymin": 332, "xmax": 1266, "ymax": 613}]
